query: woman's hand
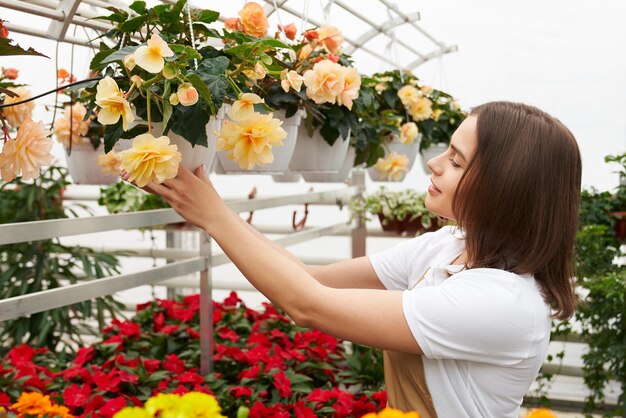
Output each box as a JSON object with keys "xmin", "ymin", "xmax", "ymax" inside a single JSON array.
[{"xmin": 121, "ymin": 166, "xmax": 226, "ymax": 233}]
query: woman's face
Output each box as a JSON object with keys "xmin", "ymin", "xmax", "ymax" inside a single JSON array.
[{"xmin": 425, "ymin": 115, "xmax": 478, "ymax": 220}]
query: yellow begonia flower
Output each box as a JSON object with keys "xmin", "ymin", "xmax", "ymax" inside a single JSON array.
[
  {"xmin": 408, "ymin": 97, "xmax": 433, "ymax": 122},
  {"xmin": 337, "ymin": 66, "xmax": 361, "ymax": 110},
  {"xmin": 361, "ymin": 407, "xmax": 420, "ymax": 418},
  {"xmin": 0, "ymin": 118, "xmax": 53, "ymax": 182},
  {"xmin": 95, "ymin": 76, "xmax": 134, "ymax": 131},
  {"xmin": 178, "ymin": 392, "xmax": 225, "ymax": 418},
  {"xmin": 397, "ymin": 85, "xmax": 421, "ymax": 107},
  {"xmin": 228, "ymin": 93, "xmax": 264, "ymax": 121},
  {"xmin": 145, "ymin": 393, "xmax": 180, "ymax": 417},
  {"xmin": 217, "ymin": 112, "xmax": 287, "ymax": 170},
  {"xmin": 113, "ymin": 407, "xmax": 153, "ymax": 418},
  {"xmin": 526, "ymin": 408, "xmax": 558, "ymax": 418},
  {"xmin": 432, "ymin": 108, "xmax": 443, "ymax": 121},
  {"xmin": 303, "ymin": 59, "xmax": 345, "ymax": 105},
  {"xmin": 280, "ymin": 70, "xmax": 304, "ymax": 93},
  {"xmin": 119, "ymin": 133, "xmax": 182, "ymax": 187},
  {"xmin": 374, "ymin": 151, "xmax": 409, "ymax": 181},
  {"xmin": 134, "ymin": 33, "xmax": 174, "ymax": 74},
  {"xmin": 399, "ymin": 122, "xmax": 419, "ymax": 145}
]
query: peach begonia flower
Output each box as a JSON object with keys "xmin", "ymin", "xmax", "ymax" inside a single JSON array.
[
  {"xmin": 374, "ymin": 151, "xmax": 409, "ymax": 182},
  {"xmin": 421, "ymin": 85, "xmax": 433, "ymax": 95},
  {"xmin": 243, "ymin": 62, "xmax": 267, "ymax": 81},
  {"xmin": 123, "ymin": 53, "xmax": 136, "ymax": 71},
  {"xmin": 298, "ymin": 43, "xmax": 314, "ymax": 61},
  {"xmin": 238, "ymin": 2, "xmax": 269, "ymax": 38},
  {"xmin": 399, "ymin": 122, "xmax": 419, "ymax": 145},
  {"xmin": 280, "ymin": 70, "xmax": 304, "ymax": 93},
  {"xmin": 216, "ymin": 112, "xmax": 287, "ymax": 170},
  {"xmin": 119, "ymin": 134, "xmax": 182, "ymax": 187},
  {"xmin": 279, "ymin": 23, "xmax": 297, "ymax": 40},
  {"xmin": 318, "ymin": 25, "xmax": 343, "ymax": 54},
  {"xmin": 1, "ymin": 87, "xmax": 35, "ymax": 128},
  {"xmin": 177, "ymin": 83, "xmax": 199, "ymax": 107},
  {"xmin": 397, "ymin": 85, "xmax": 421, "ymax": 107},
  {"xmin": 228, "ymin": 93, "xmax": 264, "ymax": 121},
  {"xmin": 361, "ymin": 407, "xmax": 419, "ymax": 418},
  {"xmin": 2, "ymin": 67, "xmax": 18, "ymax": 80},
  {"xmin": 224, "ymin": 17, "xmax": 242, "ymax": 31},
  {"xmin": 0, "ymin": 118, "xmax": 53, "ymax": 182},
  {"xmin": 134, "ymin": 33, "xmax": 174, "ymax": 74},
  {"xmin": 52, "ymin": 103, "xmax": 90, "ymax": 147},
  {"xmin": 525, "ymin": 409, "xmax": 557, "ymax": 418},
  {"xmin": 408, "ymin": 97, "xmax": 433, "ymax": 122},
  {"xmin": 97, "ymin": 151, "xmax": 121, "ymax": 175},
  {"xmin": 337, "ymin": 66, "xmax": 361, "ymax": 110},
  {"xmin": 303, "ymin": 59, "xmax": 345, "ymax": 105},
  {"xmin": 95, "ymin": 76, "xmax": 134, "ymax": 131}
]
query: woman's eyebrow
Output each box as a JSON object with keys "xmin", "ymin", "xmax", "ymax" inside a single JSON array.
[{"xmin": 450, "ymin": 144, "xmax": 467, "ymax": 161}]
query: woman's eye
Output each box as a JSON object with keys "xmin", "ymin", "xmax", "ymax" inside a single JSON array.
[{"xmin": 448, "ymin": 158, "xmax": 461, "ymax": 168}]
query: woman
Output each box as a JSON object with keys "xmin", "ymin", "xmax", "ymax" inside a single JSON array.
[{"xmin": 124, "ymin": 101, "xmax": 581, "ymax": 417}]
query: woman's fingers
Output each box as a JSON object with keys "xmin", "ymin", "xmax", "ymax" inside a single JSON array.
[{"xmin": 146, "ymin": 181, "xmax": 177, "ymax": 202}]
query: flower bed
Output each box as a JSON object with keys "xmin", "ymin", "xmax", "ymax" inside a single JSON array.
[{"xmin": 0, "ymin": 292, "xmax": 386, "ymax": 417}]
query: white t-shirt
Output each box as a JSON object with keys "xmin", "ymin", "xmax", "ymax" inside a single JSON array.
[{"xmin": 369, "ymin": 225, "xmax": 551, "ymax": 418}]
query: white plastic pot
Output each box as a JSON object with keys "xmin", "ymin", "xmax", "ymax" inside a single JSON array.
[
  {"xmin": 419, "ymin": 142, "xmax": 448, "ymax": 174},
  {"xmin": 367, "ymin": 136, "xmax": 420, "ymax": 182},
  {"xmin": 289, "ymin": 129, "xmax": 351, "ymax": 173},
  {"xmin": 65, "ymin": 142, "xmax": 122, "ymax": 185},
  {"xmin": 302, "ymin": 147, "xmax": 356, "ymax": 183}
]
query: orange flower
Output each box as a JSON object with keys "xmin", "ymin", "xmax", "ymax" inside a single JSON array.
[
  {"xmin": 318, "ymin": 25, "xmax": 343, "ymax": 54},
  {"xmin": 1, "ymin": 86, "xmax": 35, "ymax": 128},
  {"xmin": 11, "ymin": 392, "xmax": 53, "ymax": 416},
  {"xmin": 374, "ymin": 151, "xmax": 409, "ymax": 181},
  {"xmin": 0, "ymin": 118, "xmax": 53, "ymax": 182},
  {"xmin": 526, "ymin": 408, "xmax": 558, "ymax": 418},
  {"xmin": 2, "ymin": 67, "xmax": 18, "ymax": 80},
  {"xmin": 303, "ymin": 30, "xmax": 319, "ymax": 41},
  {"xmin": 279, "ymin": 23, "xmax": 297, "ymax": 40},
  {"xmin": 337, "ymin": 66, "xmax": 361, "ymax": 110},
  {"xmin": 57, "ymin": 68, "xmax": 70, "ymax": 79},
  {"xmin": 52, "ymin": 103, "xmax": 90, "ymax": 147},
  {"xmin": 224, "ymin": 17, "xmax": 242, "ymax": 31},
  {"xmin": 46, "ymin": 404, "xmax": 75, "ymax": 418},
  {"xmin": 238, "ymin": 2, "xmax": 268, "ymax": 38},
  {"xmin": 97, "ymin": 151, "xmax": 122, "ymax": 175},
  {"xmin": 303, "ymin": 59, "xmax": 345, "ymax": 105},
  {"xmin": 0, "ymin": 20, "xmax": 8, "ymax": 39}
]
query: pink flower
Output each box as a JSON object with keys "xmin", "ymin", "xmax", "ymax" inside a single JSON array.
[
  {"xmin": 177, "ymin": 83, "xmax": 199, "ymax": 106},
  {"xmin": 2, "ymin": 67, "xmax": 18, "ymax": 80},
  {"xmin": 224, "ymin": 17, "xmax": 243, "ymax": 31},
  {"xmin": 279, "ymin": 23, "xmax": 297, "ymax": 40},
  {"xmin": 0, "ymin": 118, "xmax": 52, "ymax": 182},
  {"xmin": 0, "ymin": 20, "xmax": 8, "ymax": 39}
]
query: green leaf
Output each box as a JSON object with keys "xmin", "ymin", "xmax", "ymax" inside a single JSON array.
[
  {"xmin": 101, "ymin": 45, "xmax": 139, "ymax": 65},
  {"xmin": 103, "ymin": 120, "xmax": 124, "ymax": 153},
  {"xmin": 170, "ymin": 102, "xmax": 211, "ymax": 147},
  {"xmin": 0, "ymin": 38, "xmax": 48, "ymax": 58},
  {"xmin": 193, "ymin": 56, "xmax": 229, "ymax": 112},
  {"xmin": 129, "ymin": 1, "xmax": 147, "ymax": 14},
  {"xmin": 120, "ymin": 14, "xmax": 149, "ymax": 32},
  {"xmin": 196, "ymin": 10, "xmax": 220, "ymax": 24},
  {"xmin": 120, "ymin": 124, "xmax": 149, "ymax": 139}
]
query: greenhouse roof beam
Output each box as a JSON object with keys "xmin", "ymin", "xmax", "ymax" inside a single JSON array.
[
  {"xmin": 407, "ymin": 44, "xmax": 459, "ymax": 69},
  {"xmin": 342, "ymin": 12, "xmax": 424, "ymax": 59},
  {"xmin": 3, "ymin": 22, "xmax": 88, "ymax": 48},
  {"xmin": 47, "ymin": 0, "xmax": 82, "ymax": 42},
  {"xmin": 378, "ymin": 0, "xmax": 447, "ymax": 49}
]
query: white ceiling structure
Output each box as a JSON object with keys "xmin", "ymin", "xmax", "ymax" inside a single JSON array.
[{"xmin": 0, "ymin": 0, "xmax": 457, "ymax": 70}]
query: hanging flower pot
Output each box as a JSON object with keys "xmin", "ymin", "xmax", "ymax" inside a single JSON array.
[
  {"xmin": 420, "ymin": 142, "xmax": 448, "ymax": 174},
  {"xmin": 65, "ymin": 142, "xmax": 125, "ymax": 185},
  {"xmin": 611, "ymin": 211, "xmax": 626, "ymax": 241},
  {"xmin": 289, "ymin": 129, "xmax": 351, "ymax": 173},
  {"xmin": 302, "ymin": 147, "xmax": 356, "ymax": 183},
  {"xmin": 217, "ymin": 108, "xmax": 302, "ymax": 174},
  {"xmin": 367, "ymin": 135, "xmax": 420, "ymax": 182}
]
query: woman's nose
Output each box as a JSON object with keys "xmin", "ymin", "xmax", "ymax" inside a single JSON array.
[{"xmin": 426, "ymin": 153, "xmax": 444, "ymax": 175}]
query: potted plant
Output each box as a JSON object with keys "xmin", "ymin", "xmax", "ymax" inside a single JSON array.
[
  {"xmin": 349, "ymin": 186, "xmax": 446, "ymax": 235},
  {"xmin": 213, "ymin": 3, "xmax": 301, "ymax": 174},
  {"xmin": 605, "ymin": 152, "xmax": 626, "ymax": 241},
  {"xmin": 80, "ymin": 0, "xmax": 231, "ymax": 186}
]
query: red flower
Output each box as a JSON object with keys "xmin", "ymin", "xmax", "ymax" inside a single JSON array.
[
  {"xmin": 293, "ymin": 400, "xmax": 316, "ymax": 418},
  {"xmin": 0, "ymin": 392, "xmax": 10, "ymax": 406},
  {"xmin": 212, "ymin": 308, "xmax": 223, "ymax": 324},
  {"xmin": 0, "ymin": 21, "xmax": 9, "ymax": 39},
  {"xmin": 273, "ymin": 370, "xmax": 292, "ymax": 398},
  {"xmin": 74, "ymin": 347, "xmax": 95, "ymax": 366},
  {"xmin": 153, "ymin": 312, "xmax": 165, "ymax": 332},
  {"xmin": 164, "ymin": 354, "xmax": 186, "ymax": 374},
  {"xmin": 183, "ymin": 294, "xmax": 200, "ymax": 311},
  {"xmin": 160, "ymin": 324, "xmax": 180, "ymax": 335},
  {"xmin": 136, "ymin": 301, "xmax": 152, "ymax": 311},
  {"xmin": 63, "ymin": 383, "xmax": 91, "ymax": 407},
  {"xmin": 102, "ymin": 335, "xmax": 124, "ymax": 348},
  {"xmin": 187, "ymin": 328, "xmax": 200, "ymax": 339},
  {"xmin": 217, "ymin": 327, "xmax": 239, "ymax": 342},
  {"xmin": 172, "ymin": 384, "xmax": 190, "ymax": 395},
  {"xmin": 250, "ymin": 401, "xmax": 291, "ymax": 418},
  {"xmin": 171, "ymin": 306, "xmax": 195, "ymax": 322},
  {"xmin": 177, "ymin": 371, "xmax": 204, "ymax": 385},
  {"xmin": 372, "ymin": 390, "xmax": 387, "ymax": 409},
  {"xmin": 238, "ymin": 365, "xmax": 261, "ymax": 380},
  {"xmin": 118, "ymin": 321, "xmax": 141, "ymax": 338},
  {"xmin": 306, "ymin": 388, "xmax": 333, "ymax": 403},
  {"xmin": 83, "ymin": 394, "xmax": 104, "ymax": 415},
  {"xmin": 8, "ymin": 344, "xmax": 36, "ymax": 365},
  {"xmin": 229, "ymin": 386, "xmax": 252, "ymax": 398},
  {"xmin": 118, "ymin": 369, "xmax": 139, "ymax": 384},
  {"xmin": 93, "ymin": 370, "xmax": 121, "ymax": 392},
  {"xmin": 223, "ymin": 291, "xmax": 242, "ymax": 307},
  {"xmin": 157, "ymin": 378, "xmax": 172, "ymax": 391},
  {"xmin": 100, "ymin": 396, "xmax": 127, "ymax": 417},
  {"xmin": 304, "ymin": 30, "xmax": 319, "ymax": 41},
  {"xmin": 143, "ymin": 359, "xmax": 161, "ymax": 373}
]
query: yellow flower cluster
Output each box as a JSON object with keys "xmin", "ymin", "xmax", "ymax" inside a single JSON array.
[
  {"xmin": 361, "ymin": 407, "xmax": 420, "ymax": 418},
  {"xmin": 374, "ymin": 151, "xmax": 409, "ymax": 181},
  {"xmin": 119, "ymin": 133, "xmax": 182, "ymax": 187},
  {"xmin": 11, "ymin": 392, "xmax": 73, "ymax": 418},
  {"xmin": 397, "ymin": 85, "xmax": 433, "ymax": 122},
  {"xmin": 113, "ymin": 392, "xmax": 225, "ymax": 418},
  {"xmin": 216, "ymin": 94, "xmax": 287, "ymax": 170}
]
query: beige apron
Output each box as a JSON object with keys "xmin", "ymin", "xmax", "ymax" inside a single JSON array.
[{"xmin": 383, "ymin": 267, "xmax": 437, "ymax": 417}]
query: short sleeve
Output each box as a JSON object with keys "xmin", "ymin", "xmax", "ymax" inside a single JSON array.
[
  {"xmin": 402, "ymin": 270, "xmax": 541, "ymax": 365},
  {"xmin": 369, "ymin": 227, "xmax": 454, "ymax": 290}
]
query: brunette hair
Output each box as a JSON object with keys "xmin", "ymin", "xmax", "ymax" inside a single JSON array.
[{"xmin": 453, "ymin": 101, "xmax": 581, "ymax": 320}]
